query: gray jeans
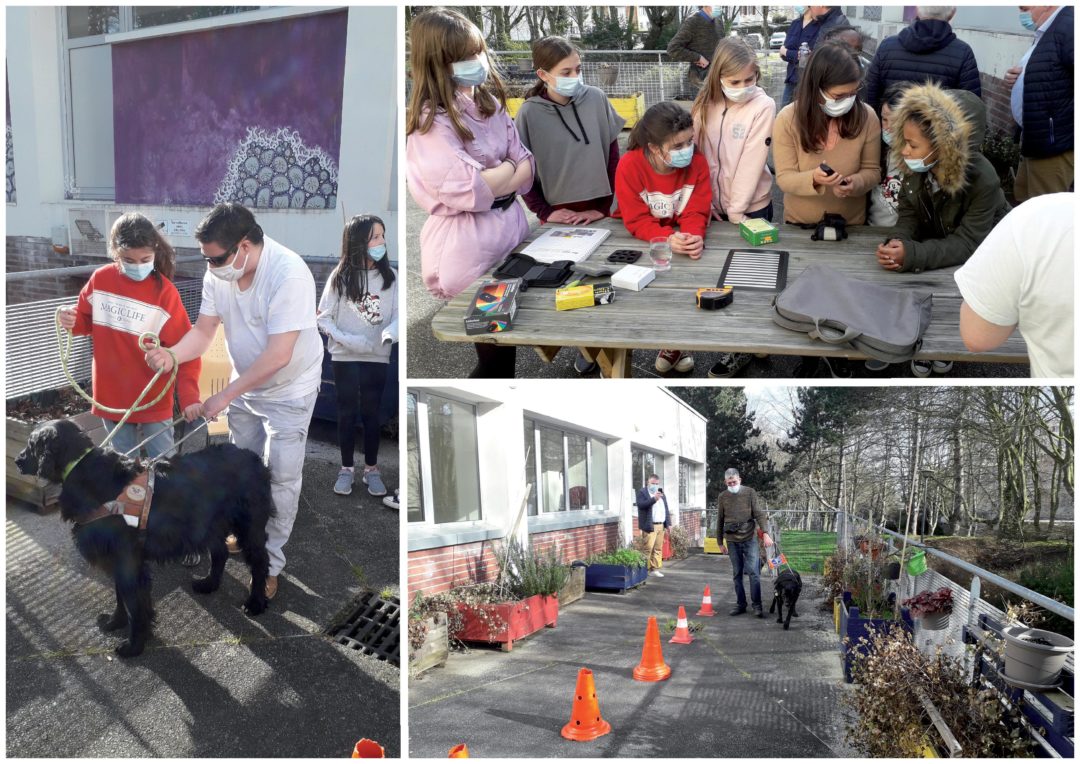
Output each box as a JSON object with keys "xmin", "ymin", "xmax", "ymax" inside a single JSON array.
[{"xmin": 228, "ymin": 390, "xmax": 318, "ymax": 576}]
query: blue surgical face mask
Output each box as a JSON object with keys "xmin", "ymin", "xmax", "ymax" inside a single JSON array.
[
  {"xmin": 367, "ymin": 244, "xmax": 387, "ymax": 262},
  {"xmin": 452, "ymin": 55, "xmax": 489, "ymax": 87},
  {"xmin": 710, "ymin": 7, "xmax": 724, "ymax": 19},
  {"xmin": 904, "ymin": 149, "xmax": 937, "ymax": 173},
  {"xmin": 1019, "ymin": 11, "xmax": 1037, "ymax": 31},
  {"xmin": 121, "ymin": 261, "xmax": 154, "ymax": 281},
  {"xmin": 648, "ymin": 484, "xmax": 659, "ymax": 495},
  {"xmin": 666, "ymin": 145, "xmax": 694, "ymax": 169},
  {"xmin": 793, "ymin": 6, "xmax": 806, "ymax": 16},
  {"xmin": 881, "ymin": 129, "xmax": 893, "ymax": 146},
  {"xmin": 552, "ymin": 75, "xmax": 582, "ymax": 98}
]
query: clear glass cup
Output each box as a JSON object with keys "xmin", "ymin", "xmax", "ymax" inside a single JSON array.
[{"xmin": 649, "ymin": 237, "xmax": 672, "ymax": 271}]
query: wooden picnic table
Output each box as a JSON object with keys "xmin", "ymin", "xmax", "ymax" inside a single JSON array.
[{"xmin": 431, "ymin": 217, "xmax": 1029, "ymax": 378}]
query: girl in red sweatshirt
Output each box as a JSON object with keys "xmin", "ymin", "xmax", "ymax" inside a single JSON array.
[
  {"xmin": 59, "ymin": 213, "xmax": 201, "ymax": 462},
  {"xmin": 614, "ymin": 101, "xmax": 712, "ymax": 374}
]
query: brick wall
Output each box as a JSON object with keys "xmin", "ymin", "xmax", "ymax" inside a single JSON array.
[
  {"xmin": 528, "ymin": 522, "xmax": 620, "ymax": 563},
  {"xmin": 980, "ymin": 72, "xmax": 1018, "ymax": 139},
  {"xmin": 407, "ymin": 540, "xmax": 501, "ymax": 597}
]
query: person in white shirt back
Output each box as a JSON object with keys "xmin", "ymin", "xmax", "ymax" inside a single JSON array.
[
  {"xmin": 145, "ymin": 203, "xmax": 324, "ymax": 600},
  {"xmin": 954, "ymin": 192, "xmax": 1074, "ymax": 378}
]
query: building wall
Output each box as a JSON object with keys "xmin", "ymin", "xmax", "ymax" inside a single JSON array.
[
  {"xmin": 529, "ymin": 522, "xmax": 622, "ymax": 564},
  {"xmin": 407, "ymin": 540, "xmax": 501, "ymax": 598},
  {"xmin": 5, "ymin": 6, "xmax": 397, "ymax": 261}
]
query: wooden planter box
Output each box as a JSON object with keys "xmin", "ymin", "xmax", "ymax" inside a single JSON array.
[
  {"xmin": 839, "ymin": 591, "xmax": 913, "ymax": 683},
  {"xmin": 584, "ymin": 563, "xmax": 648, "ymax": 592},
  {"xmin": 6, "ymin": 411, "xmax": 104, "ymax": 513},
  {"xmin": 558, "ymin": 565, "xmax": 586, "ymax": 608},
  {"xmin": 455, "ymin": 594, "xmax": 558, "ymax": 652},
  {"xmin": 409, "ymin": 612, "xmax": 449, "ymax": 676},
  {"xmin": 505, "ymin": 92, "xmax": 645, "ymax": 128}
]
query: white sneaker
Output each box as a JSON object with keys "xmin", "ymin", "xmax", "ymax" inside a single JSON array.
[{"xmin": 651, "ymin": 570, "xmax": 665, "ymax": 578}]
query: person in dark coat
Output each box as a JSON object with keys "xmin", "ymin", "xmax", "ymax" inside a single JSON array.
[
  {"xmin": 1004, "ymin": 5, "xmax": 1073, "ymax": 201},
  {"xmin": 635, "ymin": 474, "xmax": 671, "ymax": 577},
  {"xmin": 778, "ymin": 6, "xmax": 849, "ymax": 107},
  {"xmin": 864, "ymin": 6, "xmax": 981, "ymax": 112},
  {"xmin": 667, "ymin": 6, "xmax": 722, "ymax": 98}
]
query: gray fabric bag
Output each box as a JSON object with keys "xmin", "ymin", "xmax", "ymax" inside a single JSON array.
[{"xmin": 771, "ymin": 264, "xmax": 933, "ymax": 363}]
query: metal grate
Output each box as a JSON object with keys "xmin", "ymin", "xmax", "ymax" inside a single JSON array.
[
  {"xmin": 6, "ymin": 298, "xmax": 93, "ymax": 399},
  {"xmin": 718, "ymin": 249, "xmax": 789, "ymax": 292},
  {"xmin": 327, "ymin": 591, "xmax": 400, "ymax": 667}
]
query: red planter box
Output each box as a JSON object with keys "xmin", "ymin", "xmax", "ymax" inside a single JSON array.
[{"xmin": 455, "ymin": 594, "xmax": 559, "ymax": 652}]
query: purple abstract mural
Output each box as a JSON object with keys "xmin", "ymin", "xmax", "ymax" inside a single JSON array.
[{"xmin": 112, "ymin": 10, "xmax": 346, "ymax": 207}]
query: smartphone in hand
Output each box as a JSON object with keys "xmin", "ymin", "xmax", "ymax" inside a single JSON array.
[{"xmin": 819, "ymin": 162, "xmax": 836, "ymax": 176}]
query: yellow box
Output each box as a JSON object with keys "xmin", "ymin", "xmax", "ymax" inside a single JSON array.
[
  {"xmin": 506, "ymin": 93, "xmax": 644, "ymax": 128},
  {"xmin": 555, "ymin": 284, "xmax": 596, "ymax": 311}
]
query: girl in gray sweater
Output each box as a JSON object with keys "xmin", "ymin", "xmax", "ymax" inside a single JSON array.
[{"xmin": 317, "ymin": 215, "xmax": 399, "ymax": 497}]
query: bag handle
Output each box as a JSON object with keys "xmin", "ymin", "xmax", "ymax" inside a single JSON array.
[{"xmin": 809, "ymin": 318, "xmax": 862, "ymax": 344}]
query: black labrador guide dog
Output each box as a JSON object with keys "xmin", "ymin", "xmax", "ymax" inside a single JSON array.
[
  {"xmin": 16, "ymin": 418, "xmax": 274, "ymax": 657},
  {"xmin": 769, "ymin": 568, "xmax": 803, "ymax": 630}
]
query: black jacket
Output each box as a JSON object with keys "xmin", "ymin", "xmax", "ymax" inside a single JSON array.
[
  {"xmin": 1019, "ymin": 6, "xmax": 1073, "ymax": 158},
  {"xmin": 635, "ymin": 486, "xmax": 670, "ymax": 533},
  {"xmin": 864, "ymin": 18, "xmax": 982, "ymax": 111}
]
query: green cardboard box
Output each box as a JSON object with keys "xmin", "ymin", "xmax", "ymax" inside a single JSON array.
[{"xmin": 739, "ymin": 218, "xmax": 779, "ymax": 246}]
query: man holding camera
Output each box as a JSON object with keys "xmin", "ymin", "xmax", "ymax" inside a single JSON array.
[
  {"xmin": 716, "ymin": 468, "xmax": 772, "ymax": 616},
  {"xmin": 636, "ymin": 474, "xmax": 671, "ymax": 578}
]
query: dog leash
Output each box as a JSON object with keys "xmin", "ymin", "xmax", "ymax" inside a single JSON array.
[
  {"xmin": 125, "ymin": 416, "xmax": 215, "ymax": 467},
  {"xmin": 55, "ymin": 308, "xmax": 179, "ymax": 450}
]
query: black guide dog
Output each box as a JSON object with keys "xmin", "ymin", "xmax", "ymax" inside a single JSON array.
[
  {"xmin": 16, "ymin": 418, "xmax": 274, "ymax": 658},
  {"xmin": 769, "ymin": 568, "xmax": 803, "ymax": 630}
]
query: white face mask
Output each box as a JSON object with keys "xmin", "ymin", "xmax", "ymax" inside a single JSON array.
[
  {"xmin": 820, "ymin": 90, "xmax": 857, "ymax": 117},
  {"xmin": 727, "ymin": 484, "xmax": 741, "ymax": 494},
  {"xmin": 208, "ymin": 246, "xmax": 250, "ymax": 282},
  {"xmin": 722, "ymin": 84, "xmax": 753, "ymax": 102}
]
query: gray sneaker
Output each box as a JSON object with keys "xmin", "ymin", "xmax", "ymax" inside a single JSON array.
[
  {"xmin": 363, "ymin": 469, "xmax": 387, "ymax": 497},
  {"xmin": 333, "ymin": 468, "xmax": 354, "ymax": 495}
]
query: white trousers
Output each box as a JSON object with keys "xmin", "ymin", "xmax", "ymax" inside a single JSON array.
[{"xmin": 228, "ymin": 391, "xmax": 318, "ymax": 576}]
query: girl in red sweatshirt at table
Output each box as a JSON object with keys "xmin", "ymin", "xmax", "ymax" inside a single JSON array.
[
  {"xmin": 58, "ymin": 213, "xmax": 202, "ymax": 462},
  {"xmin": 614, "ymin": 101, "xmax": 712, "ymax": 374}
]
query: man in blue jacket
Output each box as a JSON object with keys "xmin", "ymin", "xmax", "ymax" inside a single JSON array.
[
  {"xmin": 1005, "ymin": 5, "xmax": 1073, "ymax": 201},
  {"xmin": 635, "ymin": 474, "xmax": 671, "ymax": 578},
  {"xmin": 779, "ymin": 6, "xmax": 849, "ymax": 107},
  {"xmin": 864, "ymin": 6, "xmax": 982, "ymax": 111}
]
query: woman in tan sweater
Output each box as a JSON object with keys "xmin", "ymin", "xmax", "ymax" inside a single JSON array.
[{"xmin": 773, "ymin": 42, "xmax": 880, "ymax": 225}]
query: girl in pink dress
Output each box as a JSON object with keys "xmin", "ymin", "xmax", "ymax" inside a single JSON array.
[{"xmin": 406, "ymin": 8, "xmax": 535, "ymax": 377}]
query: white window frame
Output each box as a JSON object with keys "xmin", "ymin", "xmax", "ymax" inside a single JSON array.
[
  {"xmin": 57, "ymin": 5, "xmax": 341, "ymax": 201},
  {"xmin": 632, "ymin": 446, "xmax": 664, "ymax": 489},
  {"xmin": 524, "ymin": 419, "xmax": 610, "ymax": 515},
  {"xmin": 408, "ymin": 390, "xmax": 485, "ymax": 530}
]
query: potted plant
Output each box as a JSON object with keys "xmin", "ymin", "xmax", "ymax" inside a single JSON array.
[
  {"xmin": 451, "ymin": 540, "xmax": 568, "ymax": 652},
  {"xmin": 998, "ymin": 605, "xmax": 1074, "ymax": 689},
  {"xmin": 839, "ymin": 555, "xmax": 913, "ymax": 682},
  {"xmin": 558, "ymin": 561, "xmax": 586, "ymax": 607},
  {"xmin": 408, "ymin": 592, "xmax": 449, "ymax": 676},
  {"xmin": 902, "ymin": 587, "xmax": 953, "ymax": 631},
  {"xmin": 883, "ymin": 553, "xmax": 902, "ymax": 580},
  {"xmin": 854, "ymin": 534, "xmax": 887, "ymax": 560},
  {"xmin": 584, "ymin": 547, "xmax": 648, "ymax": 592}
]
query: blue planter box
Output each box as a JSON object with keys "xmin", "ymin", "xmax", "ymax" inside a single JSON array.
[
  {"xmin": 839, "ymin": 591, "xmax": 913, "ymax": 683},
  {"xmin": 584, "ymin": 563, "xmax": 648, "ymax": 592}
]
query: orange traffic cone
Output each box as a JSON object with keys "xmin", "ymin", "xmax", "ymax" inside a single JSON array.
[
  {"xmin": 560, "ymin": 667, "xmax": 612, "ymax": 741},
  {"xmin": 696, "ymin": 585, "xmax": 716, "ymax": 617},
  {"xmin": 448, "ymin": 743, "xmax": 470, "ymax": 758},
  {"xmin": 352, "ymin": 739, "xmax": 385, "ymax": 758},
  {"xmin": 669, "ymin": 605, "xmax": 693, "ymax": 644},
  {"xmin": 633, "ymin": 616, "xmax": 672, "ymax": 681}
]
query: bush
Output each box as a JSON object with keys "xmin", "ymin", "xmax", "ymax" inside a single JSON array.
[
  {"xmin": 495, "ymin": 538, "xmax": 570, "ymax": 599},
  {"xmin": 667, "ymin": 525, "xmax": 691, "ymax": 559},
  {"xmin": 408, "ymin": 583, "xmax": 512, "ymax": 649},
  {"xmin": 846, "ymin": 627, "xmax": 1032, "ymax": 757},
  {"xmin": 588, "ymin": 546, "xmax": 648, "ymax": 569},
  {"xmin": 981, "ymin": 129, "xmax": 1022, "ymax": 198}
]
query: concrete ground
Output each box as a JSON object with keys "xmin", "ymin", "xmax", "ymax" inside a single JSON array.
[
  {"xmin": 409, "ymin": 552, "xmax": 858, "ymax": 758},
  {"xmin": 6, "ymin": 419, "xmax": 400, "ymax": 757},
  {"xmin": 405, "ymin": 56, "xmax": 1029, "ymax": 380}
]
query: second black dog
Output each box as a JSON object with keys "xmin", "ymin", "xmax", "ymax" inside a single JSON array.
[
  {"xmin": 15, "ymin": 418, "xmax": 274, "ymax": 657},
  {"xmin": 769, "ymin": 568, "xmax": 803, "ymax": 630}
]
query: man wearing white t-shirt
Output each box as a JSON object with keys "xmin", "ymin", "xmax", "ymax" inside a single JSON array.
[
  {"xmin": 954, "ymin": 192, "xmax": 1074, "ymax": 378},
  {"xmin": 146, "ymin": 203, "xmax": 324, "ymax": 600}
]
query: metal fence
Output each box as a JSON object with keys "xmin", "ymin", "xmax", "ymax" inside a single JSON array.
[{"xmin": 488, "ymin": 49, "xmax": 788, "ymax": 109}]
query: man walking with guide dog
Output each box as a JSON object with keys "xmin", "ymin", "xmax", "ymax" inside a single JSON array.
[{"xmin": 716, "ymin": 468, "xmax": 772, "ymax": 617}]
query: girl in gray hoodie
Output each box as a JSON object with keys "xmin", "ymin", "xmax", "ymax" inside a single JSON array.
[{"xmin": 317, "ymin": 215, "xmax": 399, "ymax": 497}]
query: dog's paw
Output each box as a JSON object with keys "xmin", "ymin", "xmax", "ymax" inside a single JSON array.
[
  {"xmin": 243, "ymin": 595, "xmax": 268, "ymax": 616},
  {"xmin": 97, "ymin": 613, "xmax": 127, "ymax": 632},
  {"xmin": 115, "ymin": 640, "xmax": 145, "ymax": 658},
  {"xmin": 191, "ymin": 576, "xmax": 220, "ymax": 595}
]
